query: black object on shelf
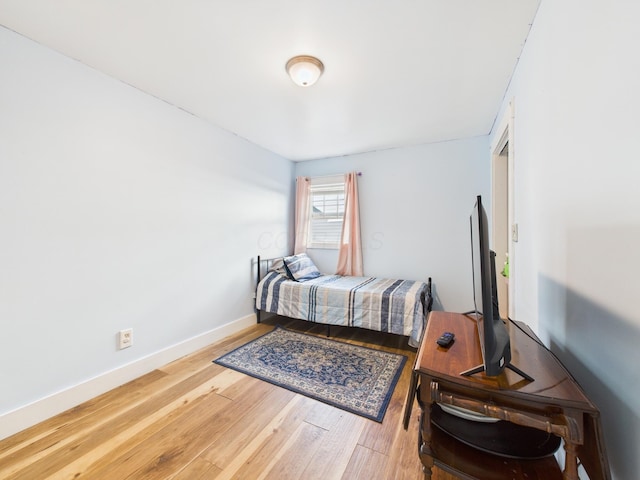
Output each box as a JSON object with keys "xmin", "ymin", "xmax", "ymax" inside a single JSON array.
[{"xmin": 430, "ymin": 403, "xmax": 562, "ymax": 460}]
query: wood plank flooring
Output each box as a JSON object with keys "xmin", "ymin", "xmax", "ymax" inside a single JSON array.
[{"xmin": 0, "ymin": 316, "xmax": 455, "ymax": 480}]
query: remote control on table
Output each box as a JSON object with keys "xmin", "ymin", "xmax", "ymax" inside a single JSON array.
[{"xmin": 436, "ymin": 332, "xmax": 455, "ymax": 348}]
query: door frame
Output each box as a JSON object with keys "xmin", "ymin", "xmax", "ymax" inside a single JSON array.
[{"xmin": 491, "ymin": 99, "xmax": 515, "ymax": 319}]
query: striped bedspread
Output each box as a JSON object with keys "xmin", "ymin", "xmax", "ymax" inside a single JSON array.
[{"xmin": 256, "ymin": 271, "xmax": 429, "ymax": 347}]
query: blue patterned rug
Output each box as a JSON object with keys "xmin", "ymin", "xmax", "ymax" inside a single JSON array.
[{"xmin": 213, "ymin": 326, "xmax": 407, "ymax": 422}]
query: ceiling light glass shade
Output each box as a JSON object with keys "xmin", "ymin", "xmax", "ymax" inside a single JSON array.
[{"xmin": 286, "ymin": 55, "xmax": 324, "ymax": 87}]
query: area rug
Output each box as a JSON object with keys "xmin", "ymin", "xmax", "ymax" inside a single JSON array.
[{"xmin": 213, "ymin": 326, "xmax": 407, "ymax": 422}]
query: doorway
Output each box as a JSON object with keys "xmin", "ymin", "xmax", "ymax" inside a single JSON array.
[{"xmin": 491, "ymin": 100, "xmax": 515, "ymax": 320}]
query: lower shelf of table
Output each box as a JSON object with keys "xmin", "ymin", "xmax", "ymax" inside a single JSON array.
[{"xmin": 422, "ymin": 425, "xmax": 564, "ymax": 480}]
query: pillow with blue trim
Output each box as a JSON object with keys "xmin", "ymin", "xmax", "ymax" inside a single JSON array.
[
  {"xmin": 268, "ymin": 258, "xmax": 288, "ymax": 276},
  {"xmin": 283, "ymin": 253, "xmax": 322, "ymax": 281}
]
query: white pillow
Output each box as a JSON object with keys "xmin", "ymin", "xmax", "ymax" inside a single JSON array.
[{"xmin": 268, "ymin": 258, "xmax": 288, "ymax": 276}]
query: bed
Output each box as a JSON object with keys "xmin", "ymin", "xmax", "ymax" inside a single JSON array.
[{"xmin": 255, "ymin": 254, "xmax": 433, "ymax": 347}]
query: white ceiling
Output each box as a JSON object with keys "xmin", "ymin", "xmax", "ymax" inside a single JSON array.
[{"xmin": 0, "ymin": 0, "xmax": 540, "ymax": 161}]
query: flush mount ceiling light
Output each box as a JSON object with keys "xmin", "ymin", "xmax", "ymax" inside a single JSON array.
[{"xmin": 285, "ymin": 55, "xmax": 324, "ymax": 87}]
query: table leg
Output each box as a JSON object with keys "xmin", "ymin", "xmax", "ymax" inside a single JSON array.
[
  {"xmin": 418, "ymin": 408, "xmax": 434, "ymax": 480},
  {"xmin": 563, "ymin": 440, "xmax": 579, "ymax": 480},
  {"xmin": 403, "ymin": 370, "xmax": 419, "ymax": 430},
  {"xmin": 422, "ymin": 464, "xmax": 433, "ymax": 480}
]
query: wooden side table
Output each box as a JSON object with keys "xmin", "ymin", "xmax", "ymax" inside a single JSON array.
[{"xmin": 404, "ymin": 311, "xmax": 610, "ymax": 480}]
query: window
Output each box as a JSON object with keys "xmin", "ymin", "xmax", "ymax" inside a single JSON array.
[{"xmin": 308, "ymin": 176, "xmax": 345, "ymax": 249}]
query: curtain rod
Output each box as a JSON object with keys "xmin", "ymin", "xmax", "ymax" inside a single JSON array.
[{"xmin": 300, "ymin": 172, "xmax": 362, "ymax": 181}]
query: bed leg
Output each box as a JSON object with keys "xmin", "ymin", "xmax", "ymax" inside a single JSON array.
[
  {"xmin": 327, "ymin": 325, "xmax": 330, "ymax": 337},
  {"xmin": 256, "ymin": 255, "xmax": 261, "ymax": 324}
]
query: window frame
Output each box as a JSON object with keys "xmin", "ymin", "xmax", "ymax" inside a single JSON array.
[{"xmin": 306, "ymin": 175, "xmax": 345, "ymax": 250}]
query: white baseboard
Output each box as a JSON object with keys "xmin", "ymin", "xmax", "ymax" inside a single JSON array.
[{"xmin": 0, "ymin": 314, "xmax": 256, "ymax": 441}]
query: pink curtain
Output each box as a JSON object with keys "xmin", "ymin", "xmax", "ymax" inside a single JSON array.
[
  {"xmin": 293, "ymin": 176, "xmax": 311, "ymax": 254},
  {"xmin": 336, "ymin": 172, "xmax": 363, "ymax": 276}
]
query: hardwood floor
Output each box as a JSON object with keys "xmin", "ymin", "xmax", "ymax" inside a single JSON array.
[{"xmin": 0, "ymin": 316, "xmax": 454, "ymax": 480}]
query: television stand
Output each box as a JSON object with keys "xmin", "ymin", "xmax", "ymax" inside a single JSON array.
[
  {"xmin": 403, "ymin": 311, "xmax": 611, "ymax": 480},
  {"xmin": 458, "ymin": 311, "xmax": 535, "ymax": 381},
  {"xmin": 461, "ymin": 361, "xmax": 535, "ymax": 382}
]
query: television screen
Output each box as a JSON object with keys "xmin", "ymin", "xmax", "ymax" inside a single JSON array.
[{"xmin": 462, "ymin": 195, "xmax": 532, "ymax": 381}]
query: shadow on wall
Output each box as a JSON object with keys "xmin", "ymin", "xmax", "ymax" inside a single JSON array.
[
  {"xmin": 429, "ymin": 282, "xmax": 445, "ymax": 312},
  {"xmin": 538, "ymin": 275, "xmax": 640, "ymax": 479}
]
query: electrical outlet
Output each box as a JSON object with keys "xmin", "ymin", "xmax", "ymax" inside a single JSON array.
[{"xmin": 118, "ymin": 328, "xmax": 133, "ymax": 349}]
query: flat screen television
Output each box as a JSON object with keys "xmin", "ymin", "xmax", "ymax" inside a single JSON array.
[{"xmin": 461, "ymin": 195, "xmax": 533, "ymax": 381}]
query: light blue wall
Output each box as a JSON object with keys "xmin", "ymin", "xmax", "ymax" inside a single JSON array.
[
  {"xmin": 0, "ymin": 27, "xmax": 293, "ymax": 423},
  {"xmin": 492, "ymin": 1, "xmax": 640, "ymax": 477},
  {"xmin": 296, "ymin": 136, "xmax": 490, "ymax": 312}
]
